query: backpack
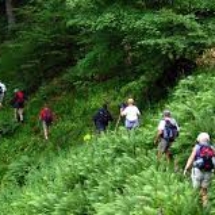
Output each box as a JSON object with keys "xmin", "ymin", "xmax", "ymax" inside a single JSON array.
[
  {"xmin": 16, "ymin": 91, "xmax": 24, "ymax": 103},
  {"xmin": 119, "ymin": 103, "xmax": 127, "ymax": 111},
  {"xmin": 162, "ymin": 119, "xmax": 178, "ymax": 142},
  {"xmin": 98, "ymin": 109, "xmax": 110, "ymax": 125},
  {"xmin": 43, "ymin": 109, "xmax": 53, "ymax": 124},
  {"xmin": 194, "ymin": 144, "xmax": 215, "ymax": 171}
]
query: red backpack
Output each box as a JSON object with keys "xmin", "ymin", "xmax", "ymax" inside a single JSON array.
[
  {"xmin": 195, "ymin": 144, "xmax": 215, "ymax": 171},
  {"xmin": 16, "ymin": 91, "xmax": 24, "ymax": 103},
  {"xmin": 41, "ymin": 108, "xmax": 53, "ymax": 124}
]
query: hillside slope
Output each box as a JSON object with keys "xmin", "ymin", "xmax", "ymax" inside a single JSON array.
[{"xmin": 0, "ymin": 67, "xmax": 215, "ymax": 214}]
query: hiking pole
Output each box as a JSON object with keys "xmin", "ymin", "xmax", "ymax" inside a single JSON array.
[{"xmin": 114, "ymin": 114, "xmax": 121, "ymax": 132}]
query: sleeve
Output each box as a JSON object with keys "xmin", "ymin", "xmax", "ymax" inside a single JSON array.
[
  {"xmin": 157, "ymin": 120, "xmax": 165, "ymax": 131},
  {"xmin": 136, "ymin": 107, "xmax": 140, "ymax": 115},
  {"xmin": 172, "ymin": 118, "xmax": 180, "ymax": 131},
  {"xmin": 2, "ymin": 84, "xmax": 6, "ymax": 92}
]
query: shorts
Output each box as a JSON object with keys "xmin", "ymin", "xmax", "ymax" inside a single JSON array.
[
  {"xmin": 191, "ymin": 168, "xmax": 212, "ymax": 189},
  {"xmin": 42, "ymin": 120, "xmax": 51, "ymax": 130},
  {"xmin": 158, "ymin": 138, "xmax": 170, "ymax": 153},
  {"xmin": 13, "ymin": 101, "xmax": 24, "ymax": 109},
  {"xmin": 125, "ymin": 119, "xmax": 139, "ymax": 130}
]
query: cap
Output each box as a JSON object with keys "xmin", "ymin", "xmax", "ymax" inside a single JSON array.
[{"xmin": 163, "ymin": 110, "xmax": 171, "ymax": 117}]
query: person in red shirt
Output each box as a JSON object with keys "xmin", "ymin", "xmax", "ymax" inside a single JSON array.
[
  {"xmin": 39, "ymin": 103, "xmax": 54, "ymax": 140},
  {"xmin": 12, "ymin": 89, "xmax": 26, "ymax": 123}
]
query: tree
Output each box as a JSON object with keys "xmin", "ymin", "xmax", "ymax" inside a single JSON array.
[{"xmin": 5, "ymin": 0, "xmax": 15, "ymax": 30}]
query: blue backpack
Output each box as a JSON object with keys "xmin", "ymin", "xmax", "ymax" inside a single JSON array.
[{"xmin": 162, "ymin": 119, "xmax": 178, "ymax": 142}]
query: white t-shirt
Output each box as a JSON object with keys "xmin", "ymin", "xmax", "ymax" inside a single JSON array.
[
  {"xmin": 157, "ymin": 117, "xmax": 179, "ymax": 131},
  {"xmin": 0, "ymin": 82, "xmax": 6, "ymax": 93},
  {"xmin": 121, "ymin": 105, "xmax": 140, "ymax": 121}
]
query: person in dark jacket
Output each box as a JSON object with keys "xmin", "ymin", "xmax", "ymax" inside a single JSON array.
[{"xmin": 93, "ymin": 104, "xmax": 113, "ymax": 133}]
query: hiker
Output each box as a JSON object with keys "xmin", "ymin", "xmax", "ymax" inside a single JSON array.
[
  {"xmin": 184, "ymin": 132, "xmax": 215, "ymax": 206},
  {"xmin": 11, "ymin": 89, "xmax": 26, "ymax": 123},
  {"xmin": 39, "ymin": 103, "xmax": 54, "ymax": 140},
  {"xmin": 0, "ymin": 81, "xmax": 7, "ymax": 108},
  {"xmin": 154, "ymin": 110, "xmax": 179, "ymax": 161},
  {"xmin": 120, "ymin": 98, "xmax": 140, "ymax": 130},
  {"xmin": 93, "ymin": 103, "xmax": 113, "ymax": 134}
]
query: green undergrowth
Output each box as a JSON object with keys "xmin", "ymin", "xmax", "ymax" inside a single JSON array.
[
  {"xmin": 0, "ymin": 130, "xmax": 202, "ymax": 215},
  {"xmin": 1, "ymin": 68, "xmax": 215, "ymax": 214}
]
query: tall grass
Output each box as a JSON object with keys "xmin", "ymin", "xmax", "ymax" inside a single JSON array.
[{"xmin": 0, "ymin": 68, "xmax": 215, "ymax": 214}]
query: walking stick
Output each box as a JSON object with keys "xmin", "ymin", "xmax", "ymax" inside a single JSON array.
[{"xmin": 114, "ymin": 114, "xmax": 121, "ymax": 132}]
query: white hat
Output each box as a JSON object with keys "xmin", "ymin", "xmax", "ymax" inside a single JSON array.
[{"xmin": 197, "ymin": 132, "xmax": 210, "ymax": 143}]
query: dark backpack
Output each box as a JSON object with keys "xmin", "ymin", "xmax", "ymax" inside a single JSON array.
[
  {"xmin": 119, "ymin": 103, "xmax": 127, "ymax": 111},
  {"xmin": 0, "ymin": 86, "xmax": 3, "ymax": 94},
  {"xmin": 162, "ymin": 119, "xmax": 178, "ymax": 142},
  {"xmin": 195, "ymin": 144, "xmax": 215, "ymax": 171},
  {"xmin": 97, "ymin": 109, "xmax": 110, "ymax": 125},
  {"xmin": 43, "ymin": 109, "xmax": 53, "ymax": 124}
]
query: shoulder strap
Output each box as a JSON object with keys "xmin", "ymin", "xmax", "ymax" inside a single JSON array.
[
  {"xmin": 196, "ymin": 143, "xmax": 213, "ymax": 156},
  {"xmin": 195, "ymin": 144, "xmax": 202, "ymax": 158}
]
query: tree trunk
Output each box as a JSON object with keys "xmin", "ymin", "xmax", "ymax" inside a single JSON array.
[{"xmin": 5, "ymin": 0, "xmax": 15, "ymax": 30}]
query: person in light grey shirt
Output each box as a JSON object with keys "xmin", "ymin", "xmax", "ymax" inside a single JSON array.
[
  {"xmin": 0, "ymin": 81, "xmax": 7, "ymax": 108},
  {"xmin": 154, "ymin": 110, "xmax": 179, "ymax": 161}
]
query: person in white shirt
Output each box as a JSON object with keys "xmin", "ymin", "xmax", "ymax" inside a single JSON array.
[
  {"xmin": 121, "ymin": 98, "xmax": 140, "ymax": 130},
  {"xmin": 154, "ymin": 110, "xmax": 179, "ymax": 161},
  {"xmin": 0, "ymin": 81, "xmax": 7, "ymax": 108}
]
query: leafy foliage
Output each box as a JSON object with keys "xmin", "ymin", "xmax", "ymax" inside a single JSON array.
[
  {"xmin": 0, "ymin": 0, "xmax": 215, "ymax": 214},
  {"xmin": 0, "ymin": 67, "xmax": 215, "ymax": 214}
]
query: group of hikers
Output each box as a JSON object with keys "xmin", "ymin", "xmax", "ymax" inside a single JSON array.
[
  {"xmin": 0, "ymin": 81, "xmax": 54, "ymax": 140},
  {"xmin": 93, "ymin": 98, "xmax": 141, "ymax": 133},
  {"xmin": 93, "ymin": 98, "xmax": 215, "ymax": 207},
  {"xmin": 0, "ymin": 80, "xmax": 214, "ymax": 207}
]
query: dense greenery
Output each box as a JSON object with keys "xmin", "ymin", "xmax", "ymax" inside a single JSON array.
[
  {"xmin": 0, "ymin": 0, "xmax": 215, "ymax": 214},
  {"xmin": 1, "ymin": 0, "xmax": 215, "ymax": 97},
  {"xmin": 1, "ymin": 68, "xmax": 215, "ymax": 214}
]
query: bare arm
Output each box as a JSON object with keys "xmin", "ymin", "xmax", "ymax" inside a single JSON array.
[
  {"xmin": 154, "ymin": 130, "xmax": 162, "ymax": 144},
  {"xmin": 121, "ymin": 109, "xmax": 126, "ymax": 117},
  {"xmin": 184, "ymin": 147, "xmax": 196, "ymax": 172}
]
